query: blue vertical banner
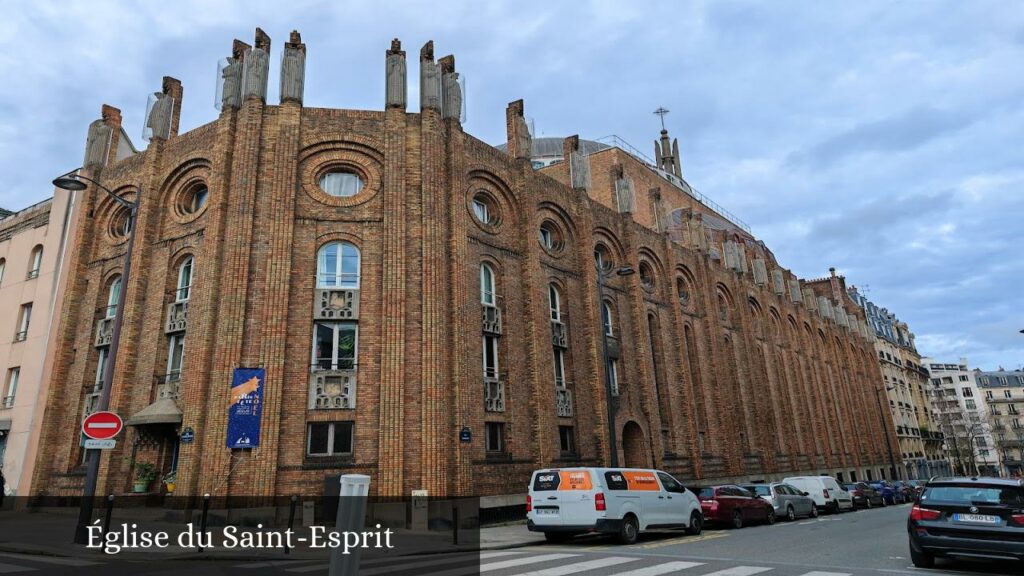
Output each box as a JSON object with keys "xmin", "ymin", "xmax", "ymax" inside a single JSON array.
[{"xmin": 227, "ymin": 367, "xmax": 264, "ymax": 449}]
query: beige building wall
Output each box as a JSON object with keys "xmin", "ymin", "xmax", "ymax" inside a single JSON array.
[{"xmin": 0, "ymin": 188, "xmax": 78, "ymax": 495}]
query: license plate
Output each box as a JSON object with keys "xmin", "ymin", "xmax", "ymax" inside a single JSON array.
[
  {"xmin": 536, "ymin": 508, "xmax": 558, "ymax": 515},
  {"xmin": 952, "ymin": 513, "xmax": 999, "ymax": 525}
]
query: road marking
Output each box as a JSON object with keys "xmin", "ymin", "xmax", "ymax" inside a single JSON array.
[
  {"xmin": 637, "ymin": 531, "xmax": 728, "ymax": 549},
  {"xmin": 358, "ymin": 555, "xmax": 480, "ymax": 576},
  {"xmin": 612, "ymin": 561, "xmax": 705, "ymax": 576},
  {"xmin": 699, "ymin": 567, "xmax": 773, "ymax": 576},
  {"xmin": 507, "ymin": 556, "xmax": 639, "ymax": 575},
  {"xmin": 798, "ymin": 572, "xmax": 850, "ymax": 576},
  {"xmin": 0, "ymin": 563, "xmax": 36, "ymax": 574},
  {"xmin": 479, "ymin": 553, "xmax": 578, "ymax": 572},
  {"xmin": 480, "ymin": 551, "xmax": 527, "ymax": 559},
  {"xmin": 0, "ymin": 554, "xmax": 98, "ymax": 567}
]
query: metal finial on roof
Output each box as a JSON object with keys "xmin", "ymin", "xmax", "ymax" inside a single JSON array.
[{"xmin": 653, "ymin": 107, "xmax": 670, "ymax": 130}]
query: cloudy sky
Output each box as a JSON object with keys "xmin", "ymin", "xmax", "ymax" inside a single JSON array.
[{"xmin": 1, "ymin": 1, "xmax": 1021, "ymax": 369}]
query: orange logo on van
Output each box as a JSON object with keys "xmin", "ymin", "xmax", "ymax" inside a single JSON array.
[
  {"xmin": 622, "ymin": 471, "xmax": 660, "ymax": 491},
  {"xmin": 558, "ymin": 471, "xmax": 593, "ymax": 490}
]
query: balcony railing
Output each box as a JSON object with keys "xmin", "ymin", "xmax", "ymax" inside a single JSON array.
[
  {"xmin": 13, "ymin": 330, "xmax": 27, "ymax": 342},
  {"xmin": 309, "ymin": 365, "xmax": 357, "ymax": 409},
  {"xmin": 154, "ymin": 372, "xmax": 181, "ymax": 400},
  {"xmin": 165, "ymin": 301, "xmax": 188, "ymax": 333},
  {"xmin": 2, "ymin": 395, "xmax": 14, "ymax": 409},
  {"xmin": 485, "ymin": 377, "xmax": 505, "ymax": 412},
  {"xmin": 551, "ymin": 320, "xmax": 567, "ymax": 348},
  {"xmin": 482, "ymin": 304, "xmax": 502, "ymax": 335},
  {"xmin": 26, "ymin": 269, "xmax": 39, "ymax": 280},
  {"xmin": 605, "ymin": 335, "xmax": 620, "ymax": 359},
  {"xmin": 556, "ymin": 387, "xmax": 573, "ymax": 417}
]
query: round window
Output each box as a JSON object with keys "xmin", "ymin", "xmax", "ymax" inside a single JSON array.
[
  {"xmin": 472, "ymin": 192, "xmax": 497, "ymax": 225},
  {"xmin": 181, "ymin": 184, "xmax": 208, "ymax": 214},
  {"xmin": 538, "ymin": 220, "xmax": 563, "ymax": 252},
  {"xmin": 639, "ymin": 263, "xmax": 655, "ymax": 291},
  {"xmin": 677, "ymin": 278, "xmax": 691, "ymax": 307},
  {"xmin": 594, "ymin": 244, "xmax": 613, "ymax": 272},
  {"xmin": 109, "ymin": 207, "xmax": 132, "ymax": 239},
  {"xmin": 319, "ymin": 169, "xmax": 364, "ymax": 197}
]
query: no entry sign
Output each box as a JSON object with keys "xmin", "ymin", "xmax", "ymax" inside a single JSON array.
[{"xmin": 82, "ymin": 411, "xmax": 123, "ymax": 440}]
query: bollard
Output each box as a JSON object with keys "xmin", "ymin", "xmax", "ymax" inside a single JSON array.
[
  {"xmin": 285, "ymin": 495, "xmax": 298, "ymax": 555},
  {"xmin": 198, "ymin": 494, "xmax": 210, "ymax": 553},
  {"xmin": 452, "ymin": 505, "xmax": 459, "ymax": 546},
  {"xmin": 102, "ymin": 494, "xmax": 114, "ymax": 535},
  {"xmin": 328, "ymin": 474, "xmax": 371, "ymax": 576}
]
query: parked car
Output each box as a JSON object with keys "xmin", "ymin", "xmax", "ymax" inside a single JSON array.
[
  {"xmin": 904, "ymin": 479, "xmax": 927, "ymax": 496},
  {"xmin": 741, "ymin": 483, "xmax": 818, "ymax": 521},
  {"xmin": 783, "ymin": 476, "xmax": 855, "ymax": 513},
  {"xmin": 526, "ymin": 467, "xmax": 703, "ymax": 544},
  {"xmin": 893, "ymin": 480, "xmax": 918, "ymax": 501},
  {"xmin": 844, "ymin": 482, "xmax": 885, "ymax": 509},
  {"xmin": 907, "ymin": 476, "xmax": 1024, "ymax": 568},
  {"xmin": 870, "ymin": 481, "xmax": 905, "ymax": 505},
  {"xmin": 697, "ymin": 485, "xmax": 777, "ymax": 528}
]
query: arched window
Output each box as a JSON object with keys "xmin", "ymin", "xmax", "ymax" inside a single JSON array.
[
  {"xmin": 317, "ymin": 242, "xmax": 360, "ymax": 289},
  {"xmin": 480, "ymin": 263, "xmax": 496, "ymax": 306},
  {"xmin": 27, "ymin": 245, "xmax": 43, "ymax": 279},
  {"xmin": 106, "ymin": 276, "xmax": 122, "ymax": 318},
  {"xmin": 176, "ymin": 257, "xmax": 193, "ymax": 302},
  {"xmin": 549, "ymin": 284, "xmax": 562, "ymax": 322},
  {"xmin": 602, "ymin": 302, "xmax": 614, "ymax": 336},
  {"xmin": 717, "ymin": 292, "xmax": 729, "ymax": 322},
  {"xmin": 0, "ymin": 258, "xmax": 6, "ymax": 285},
  {"xmin": 676, "ymin": 277, "xmax": 690, "ymax": 308},
  {"xmin": 594, "ymin": 244, "xmax": 613, "ymax": 272}
]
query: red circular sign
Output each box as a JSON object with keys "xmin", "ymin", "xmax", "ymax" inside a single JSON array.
[{"xmin": 82, "ymin": 411, "xmax": 123, "ymax": 440}]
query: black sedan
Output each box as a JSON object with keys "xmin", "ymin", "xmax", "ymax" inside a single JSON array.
[{"xmin": 908, "ymin": 477, "xmax": 1024, "ymax": 568}]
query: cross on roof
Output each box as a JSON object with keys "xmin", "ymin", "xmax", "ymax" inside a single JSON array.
[{"xmin": 653, "ymin": 107, "xmax": 670, "ymax": 130}]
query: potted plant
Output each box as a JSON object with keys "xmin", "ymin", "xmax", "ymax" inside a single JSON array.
[
  {"xmin": 133, "ymin": 462, "xmax": 157, "ymax": 493},
  {"xmin": 162, "ymin": 470, "xmax": 177, "ymax": 494}
]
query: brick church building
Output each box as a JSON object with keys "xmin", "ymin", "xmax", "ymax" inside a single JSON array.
[{"xmin": 31, "ymin": 29, "xmax": 898, "ymax": 502}]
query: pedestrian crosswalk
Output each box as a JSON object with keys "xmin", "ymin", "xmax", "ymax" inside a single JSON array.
[{"xmin": 229, "ymin": 549, "xmax": 863, "ymax": 576}]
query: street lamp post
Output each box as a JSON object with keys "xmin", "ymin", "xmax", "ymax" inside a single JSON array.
[
  {"xmin": 596, "ymin": 261, "xmax": 634, "ymax": 468},
  {"xmin": 53, "ymin": 170, "xmax": 140, "ymax": 545},
  {"xmin": 875, "ymin": 384, "xmax": 900, "ymax": 480}
]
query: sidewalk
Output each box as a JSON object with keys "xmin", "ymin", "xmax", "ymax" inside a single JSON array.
[{"xmin": 0, "ymin": 510, "xmax": 543, "ymax": 562}]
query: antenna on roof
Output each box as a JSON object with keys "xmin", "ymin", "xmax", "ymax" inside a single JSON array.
[{"xmin": 653, "ymin": 107, "xmax": 670, "ymax": 130}]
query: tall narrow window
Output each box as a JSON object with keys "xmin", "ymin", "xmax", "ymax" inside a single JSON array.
[
  {"xmin": 485, "ymin": 422, "xmax": 505, "ymax": 453},
  {"xmin": 95, "ymin": 347, "xmax": 109, "ymax": 389},
  {"xmin": 313, "ymin": 322, "xmax": 358, "ymax": 370},
  {"xmin": 306, "ymin": 421, "xmax": 354, "ymax": 455},
  {"xmin": 0, "ymin": 258, "xmax": 6, "ymax": 285},
  {"xmin": 483, "ymin": 335, "xmax": 499, "ymax": 379},
  {"xmin": 15, "ymin": 303, "xmax": 32, "ymax": 341},
  {"xmin": 553, "ymin": 348, "xmax": 566, "ymax": 387},
  {"xmin": 176, "ymin": 257, "xmax": 194, "ymax": 301},
  {"xmin": 602, "ymin": 302, "xmax": 614, "ymax": 336},
  {"xmin": 317, "ymin": 242, "xmax": 361, "ymax": 288},
  {"xmin": 166, "ymin": 334, "xmax": 185, "ymax": 381},
  {"xmin": 106, "ymin": 276, "xmax": 122, "ymax": 318},
  {"xmin": 608, "ymin": 359, "xmax": 620, "ymax": 396},
  {"xmin": 559, "ymin": 426, "xmax": 576, "ymax": 455},
  {"xmin": 480, "ymin": 263, "xmax": 496, "ymax": 306},
  {"xmin": 549, "ymin": 284, "xmax": 562, "ymax": 322},
  {"xmin": 27, "ymin": 245, "xmax": 43, "ymax": 279},
  {"xmin": 3, "ymin": 367, "xmax": 19, "ymax": 409}
]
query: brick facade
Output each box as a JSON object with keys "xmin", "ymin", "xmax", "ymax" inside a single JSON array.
[{"xmin": 31, "ymin": 30, "xmax": 897, "ymax": 501}]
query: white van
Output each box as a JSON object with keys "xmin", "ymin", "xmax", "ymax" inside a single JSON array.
[
  {"xmin": 527, "ymin": 467, "xmax": 703, "ymax": 544},
  {"xmin": 782, "ymin": 475, "xmax": 855, "ymax": 513}
]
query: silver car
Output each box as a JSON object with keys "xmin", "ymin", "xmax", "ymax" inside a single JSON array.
[{"xmin": 741, "ymin": 483, "xmax": 818, "ymax": 521}]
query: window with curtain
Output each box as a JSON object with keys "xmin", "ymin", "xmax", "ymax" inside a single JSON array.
[
  {"xmin": 106, "ymin": 276, "xmax": 121, "ymax": 318},
  {"xmin": 176, "ymin": 257, "xmax": 194, "ymax": 301},
  {"xmin": 319, "ymin": 170, "xmax": 364, "ymax": 197},
  {"xmin": 549, "ymin": 284, "xmax": 562, "ymax": 322},
  {"xmin": 317, "ymin": 242, "xmax": 361, "ymax": 289},
  {"xmin": 480, "ymin": 264, "xmax": 496, "ymax": 306}
]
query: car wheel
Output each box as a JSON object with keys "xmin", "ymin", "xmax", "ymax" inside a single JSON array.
[
  {"xmin": 617, "ymin": 514, "xmax": 639, "ymax": 545},
  {"xmin": 810, "ymin": 504, "xmax": 819, "ymax": 518},
  {"xmin": 829, "ymin": 500, "xmax": 840, "ymax": 514},
  {"xmin": 544, "ymin": 532, "xmax": 573, "ymax": 543},
  {"xmin": 910, "ymin": 543, "xmax": 935, "ymax": 569},
  {"xmin": 685, "ymin": 511, "xmax": 703, "ymax": 535},
  {"xmin": 766, "ymin": 508, "xmax": 776, "ymax": 525},
  {"xmin": 786, "ymin": 505, "xmax": 796, "ymax": 521},
  {"xmin": 731, "ymin": 510, "xmax": 744, "ymax": 529},
  {"xmin": 866, "ymin": 498, "xmax": 873, "ymax": 509}
]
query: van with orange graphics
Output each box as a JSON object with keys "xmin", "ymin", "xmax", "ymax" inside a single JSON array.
[{"xmin": 526, "ymin": 467, "xmax": 703, "ymax": 544}]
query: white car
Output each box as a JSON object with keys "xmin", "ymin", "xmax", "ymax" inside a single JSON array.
[
  {"xmin": 527, "ymin": 467, "xmax": 703, "ymax": 544},
  {"xmin": 782, "ymin": 475, "xmax": 855, "ymax": 513}
]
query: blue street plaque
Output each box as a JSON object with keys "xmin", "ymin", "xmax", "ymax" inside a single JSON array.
[
  {"xmin": 227, "ymin": 368, "xmax": 264, "ymax": 449},
  {"xmin": 459, "ymin": 426, "xmax": 472, "ymax": 442},
  {"xmin": 180, "ymin": 426, "xmax": 195, "ymax": 444}
]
